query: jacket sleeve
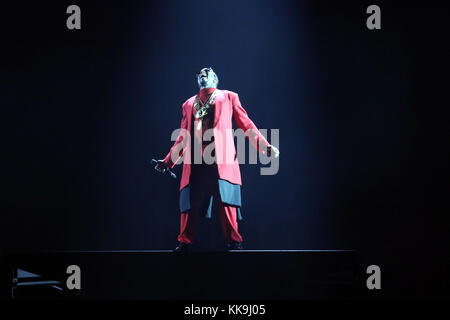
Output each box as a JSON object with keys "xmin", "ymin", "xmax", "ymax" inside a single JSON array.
[
  {"xmin": 163, "ymin": 103, "xmax": 189, "ymax": 168},
  {"xmin": 231, "ymin": 92, "xmax": 270, "ymax": 154}
]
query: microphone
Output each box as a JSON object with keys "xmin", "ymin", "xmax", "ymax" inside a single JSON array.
[{"xmin": 151, "ymin": 159, "xmax": 177, "ymax": 179}]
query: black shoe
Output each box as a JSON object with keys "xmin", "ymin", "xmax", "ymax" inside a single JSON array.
[
  {"xmin": 173, "ymin": 242, "xmax": 190, "ymax": 253},
  {"xmin": 226, "ymin": 241, "xmax": 244, "ymax": 251}
]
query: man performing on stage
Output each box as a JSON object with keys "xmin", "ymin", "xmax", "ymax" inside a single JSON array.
[{"xmin": 154, "ymin": 67, "xmax": 279, "ymax": 252}]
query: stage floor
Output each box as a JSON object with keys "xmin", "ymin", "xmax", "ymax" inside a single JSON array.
[{"xmin": 3, "ymin": 250, "xmax": 363, "ymax": 299}]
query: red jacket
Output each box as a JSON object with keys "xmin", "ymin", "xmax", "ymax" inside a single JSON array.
[{"xmin": 164, "ymin": 89, "xmax": 269, "ymax": 191}]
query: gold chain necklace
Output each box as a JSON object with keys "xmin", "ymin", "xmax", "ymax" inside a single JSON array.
[{"xmin": 194, "ymin": 90, "xmax": 217, "ymax": 130}]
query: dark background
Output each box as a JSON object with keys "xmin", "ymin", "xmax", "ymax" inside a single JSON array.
[{"xmin": 2, "ymin": 1, "xmax": 449, "ymax": 297}]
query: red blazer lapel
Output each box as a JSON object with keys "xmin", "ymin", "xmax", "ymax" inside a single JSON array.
[{"xmin": 213, "ymin": 89, "xmax": 224, "ymax": 127}]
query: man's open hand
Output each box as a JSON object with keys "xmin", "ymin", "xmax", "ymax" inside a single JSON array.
[{"xmin": 267, "ymin": 145, "xmax": 280, "ymax": 158}]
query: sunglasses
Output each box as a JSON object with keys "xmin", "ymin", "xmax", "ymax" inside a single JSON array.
[{"xmin": 196, "ymin": 67, "xmax": 214, "ymax": 77}]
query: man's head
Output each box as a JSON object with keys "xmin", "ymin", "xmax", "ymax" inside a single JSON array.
[{"xmin": 196, "ymin": 67, "xmax": 219, "ymax": 89}]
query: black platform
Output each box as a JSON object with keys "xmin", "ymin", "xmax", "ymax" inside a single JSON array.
[{"xmin": 3, "ymin": 250, "xmax": 363, "ymax": 299}]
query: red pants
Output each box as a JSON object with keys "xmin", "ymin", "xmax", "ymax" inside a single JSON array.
[{"xmin": 177, "ymin": 204, "xmax": 243, "ymax": 244}]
